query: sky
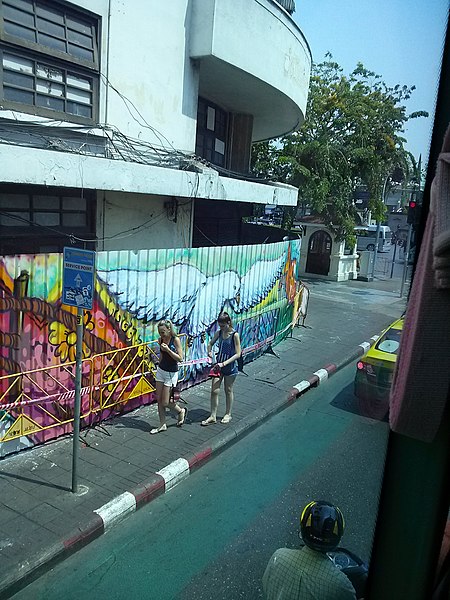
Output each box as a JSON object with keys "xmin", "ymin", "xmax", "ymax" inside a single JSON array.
[{"xmin": 294, "ymin": 0, "xmax": 449, "ymax": 166}]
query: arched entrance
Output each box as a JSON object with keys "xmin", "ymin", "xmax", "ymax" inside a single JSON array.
[{"xmin": 306, "ymin": 230, "xmax": 332, "ymax": 275}]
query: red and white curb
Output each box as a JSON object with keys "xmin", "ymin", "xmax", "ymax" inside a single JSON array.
[
  {"xmin": 357, "ymin": 334, "xmax": 379, "ymax": 354},
  {"xmin": 63, "ymin": 450, "xmax": 213, "ymax": 552},
  {"xmin": 288, "ymin": 334, "xmax": 379, "ymax": 402}
]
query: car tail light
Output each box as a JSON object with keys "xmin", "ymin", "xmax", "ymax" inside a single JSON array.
[{"xmin": 357, "ymin": 361, "xmax": 375, "ymax": 375}]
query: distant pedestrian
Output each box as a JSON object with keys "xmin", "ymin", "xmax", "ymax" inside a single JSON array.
[
  {"xmin": 150, "ymin": 319, "xmax": 187, "ymax": 434},
  {"xmin": 201, "ymin": 312, "xmax": 241, "ymax": 426}
]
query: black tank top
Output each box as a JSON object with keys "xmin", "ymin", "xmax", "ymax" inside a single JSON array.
[{"xmin": 159, "ymin": 337, "xmax": 179, "ymax": 372}]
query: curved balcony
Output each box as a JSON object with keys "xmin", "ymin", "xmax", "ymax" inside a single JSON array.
[{"xmin": 189, "ymin": 0, "xmax": 311, "ymax": 141}]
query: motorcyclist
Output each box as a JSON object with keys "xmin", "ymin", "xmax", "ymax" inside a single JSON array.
[{"xmin": 262, "ymin": 500, "xmax": 357, "ymax": 600}]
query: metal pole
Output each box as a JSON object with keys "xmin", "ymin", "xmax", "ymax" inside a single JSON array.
[
  {"xmin": 371, "ymin": 176, "xmax": 389, "ymax": 279},
  {"xmin": 371, "ymin": 221, "xmax": 381, "ymax": 279},
  {"xmin": 71, "ymin": 307, "xmax": 84, "ymax": 493},
  {"xmin": 400, "ymin": 224, "xmax": 413, "ymax": 298},
  {"xmin": 390, "ymin": 240, "xmax": 398, "ymax": 278}
]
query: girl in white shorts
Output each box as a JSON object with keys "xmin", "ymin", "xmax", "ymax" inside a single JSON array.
[{"xmin": 150, "ymin": 320, "xmax": 187, "ymax": 434}]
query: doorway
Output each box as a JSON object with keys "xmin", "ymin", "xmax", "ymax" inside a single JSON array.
[{"xmin": 306, "ymin": 230, "xmax": 332, "ymax": 275}]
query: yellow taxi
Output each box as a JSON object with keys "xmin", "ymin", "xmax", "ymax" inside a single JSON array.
[{"xmin": 354, "ymin": 318, "xmax": 404, "ymax": 408}]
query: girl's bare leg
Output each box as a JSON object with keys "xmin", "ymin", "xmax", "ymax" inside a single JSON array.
[
  {"xmin": 221, "ymin": 375, "xmax": 236, "ymax": 423},
  {"xmin": 201, "ymin": 377, "xmax": 221, "ymax": 425}
]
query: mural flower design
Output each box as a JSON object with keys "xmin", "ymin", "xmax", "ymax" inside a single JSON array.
[
  {"xmin": 102, "ymin": 364, "xmax": 121, "ymax": 394},
  {"xmin": 49, "ymin": 313, "xmax": 94, "ymax": 363}
]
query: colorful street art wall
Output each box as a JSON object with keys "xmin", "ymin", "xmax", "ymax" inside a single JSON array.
[{"xmin": 0, "ymin": 241, "xmax": 304, "ymax": 457}]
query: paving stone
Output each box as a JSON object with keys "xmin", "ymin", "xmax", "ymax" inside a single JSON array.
[
  {"xmin": 25, "ymin": 502, "xmax": 64, "ymax": 526},
  {"xmin": 0, "ymin": 505, "xmax": 17, "ymax": 526}
]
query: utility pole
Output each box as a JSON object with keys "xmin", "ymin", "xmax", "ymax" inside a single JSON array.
[
  {"xmin": 371, "ymin": 176, "xmax": 389, "ymax": 279},
  {"xmin": 400, "ymin": 223, "xmax": 413, "ymax": 298}
]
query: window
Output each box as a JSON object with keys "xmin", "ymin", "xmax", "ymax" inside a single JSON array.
[
  {"xmin": 0, "ymin": 0, "xmax": 99, "ymax": 121},
  {"xmin": 0, "ymin": 187, "xmax": 95, "ymax": 253},
  {"xmin": 195, "ymin": 97, "xmax": 228, "ymax": 168}
]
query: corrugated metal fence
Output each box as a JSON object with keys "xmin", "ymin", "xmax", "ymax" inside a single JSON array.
[{"xmin": 0, "ymin": 240, "xmax": 307, "ymax": 457}]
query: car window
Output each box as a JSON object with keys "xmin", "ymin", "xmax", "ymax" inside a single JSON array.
[{"xmin": 375, "ymin": 329, "xmax": 402, "ymax": 354}]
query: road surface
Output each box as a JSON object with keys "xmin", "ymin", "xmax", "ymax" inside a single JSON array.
[{"xmin": 13, "ymin": 363, "xmax": 389, "ymax": 600}]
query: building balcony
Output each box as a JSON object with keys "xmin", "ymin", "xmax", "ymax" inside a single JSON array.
[{"xmin": 189, "ymin": 0, "xmax": 311, "ymax": 142}]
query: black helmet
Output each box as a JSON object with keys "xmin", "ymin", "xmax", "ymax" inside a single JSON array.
[{"xmin": 300, "ymin": 501, "xmax": 345, "ymax": 552}]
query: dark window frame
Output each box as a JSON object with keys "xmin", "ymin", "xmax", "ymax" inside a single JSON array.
[
  {"xmin": 195, "ymin": 97, "xmax": 229, "ymax": 168},
  {"xmin": 0, "ymin": 0, "xmax": 100, "ymax": 123},
  {"xmin": 0, "ymin": 185, "xmax": 96, "ymax": 253}
]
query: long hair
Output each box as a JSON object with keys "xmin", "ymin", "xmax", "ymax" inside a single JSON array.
[
  {"xmin": 218, "ymin": 312, "xmax": 233, "ymax": 327},
  {"xmin": 158, "ymin": 319, "xmax": 177, "ymax": 336}
]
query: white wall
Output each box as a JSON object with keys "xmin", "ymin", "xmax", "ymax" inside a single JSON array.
[
  {"xmin": 0, "ymin": 144, "xmax": 298, "ymax": 206},
  {"xmin": 104, "ymin": 0, "xmax": 199, "ymax": 151},
  {"xmin": 97, "ymin": 192, "xmax": 193, "ymax": 252},
  {"xmin": 24, "ymin": 0, "xmax": 198, "ymax": 152},
  {"xmin": 190, "ymin": 0, "xmax": 311, "ymax": 140},
  {"xmin": 5, "ymin": 0, "xmax": 309, "ymax": 149}
]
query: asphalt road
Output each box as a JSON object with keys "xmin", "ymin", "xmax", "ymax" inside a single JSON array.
[{"xmin": 12, "ymin": 362, "xmax": 389, "ymax": 600}]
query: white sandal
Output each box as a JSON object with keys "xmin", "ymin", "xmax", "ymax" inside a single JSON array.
[{"xmin": 150, "ymin": 424, "xmax": 167, "ymax": 434}]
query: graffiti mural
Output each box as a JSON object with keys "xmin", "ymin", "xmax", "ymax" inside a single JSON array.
[{"xmin": 0, "ymin": 240, "xmax": 303, "ymax": 457}]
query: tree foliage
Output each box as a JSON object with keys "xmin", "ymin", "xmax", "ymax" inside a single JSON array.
[{"xmin": 251, "ymin": 55, "xmax": 428, "ymax": 243}]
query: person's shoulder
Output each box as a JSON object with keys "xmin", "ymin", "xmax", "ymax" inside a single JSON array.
[{"xmin": 269, "ymin": 547, "xmax": 302, "ymax": 566}]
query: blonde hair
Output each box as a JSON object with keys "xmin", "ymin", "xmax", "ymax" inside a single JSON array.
[{"xmin": 158, "ymin": 319, "xmax": 177, "ymax": 336}]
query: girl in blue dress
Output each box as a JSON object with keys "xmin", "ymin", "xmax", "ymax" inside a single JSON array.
[{"xmin": 201, "ymin": 312, "xmax": 241, "ymax": 425}]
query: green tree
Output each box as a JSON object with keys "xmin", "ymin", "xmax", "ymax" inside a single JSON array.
[{"xmin": 252, "ymin": 55, "xmax": 428, "ymax": 244}]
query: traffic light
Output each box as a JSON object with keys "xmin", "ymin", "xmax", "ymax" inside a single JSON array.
[{"xmin": 407, "ymin": 199, "xmax": 417, "ymax": 225}]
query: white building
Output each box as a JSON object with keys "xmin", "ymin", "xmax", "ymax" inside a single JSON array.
[
  {"xmin": 296, "ymin": 218, "xmax": 358, "ymax": 282},
  {"xmin": 0, "ymin": 0, "xmax": 311, "ymax": 254}
]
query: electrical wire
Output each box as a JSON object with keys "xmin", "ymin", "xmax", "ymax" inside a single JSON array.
[
  {"xmin": 0, "ymin": 208, "xmax": 167, "ymax": 244},
  {"xmin": 99, "ymin": 72, "xmax": 182, "ymax": 155},
  {"xmin": 194, "ymin": 224, "xmax": 218, "ymax": 246}
]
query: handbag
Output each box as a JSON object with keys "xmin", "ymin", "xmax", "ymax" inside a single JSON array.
[{"xmin": 208, "ymin": 363, "xmax": 222, "ymax": 378}]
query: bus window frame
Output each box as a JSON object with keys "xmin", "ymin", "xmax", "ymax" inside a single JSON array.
[{"xmin": 366, "ymin": 11, "xmax": 450, "ymax": 599}]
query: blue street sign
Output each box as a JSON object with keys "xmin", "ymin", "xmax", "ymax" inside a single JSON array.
[{"xmin": 63, "ymin": 247, "xmax": 95, "ymax": 310}]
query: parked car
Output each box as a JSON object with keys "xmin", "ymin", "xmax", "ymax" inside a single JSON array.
[
  {"xmin": 354, "ymin": 318, "xmax": 404, "ymax": 418},
  {"xmin": 355, "ymin": 225, "xmax": 392, "ymax": 252}
]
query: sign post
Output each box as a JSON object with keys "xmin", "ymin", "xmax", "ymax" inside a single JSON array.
[{"xmin": 62, "ymin": 247, "xmax": 95, "ymax": 493}]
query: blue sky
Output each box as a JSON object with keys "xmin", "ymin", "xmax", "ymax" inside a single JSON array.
[{"xmin": 294, "ymin": 0, "xmax": 449, "ymax": 165}]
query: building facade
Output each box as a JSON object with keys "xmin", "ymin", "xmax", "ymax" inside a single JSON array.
[{"xmin": 0, "ymin": 0, "xmax": 311, "ymax": 253}]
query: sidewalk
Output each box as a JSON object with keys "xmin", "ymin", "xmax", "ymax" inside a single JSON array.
[{"xmin": 0, "ymin": 277, "xmax": 408, "ymax": 599}]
